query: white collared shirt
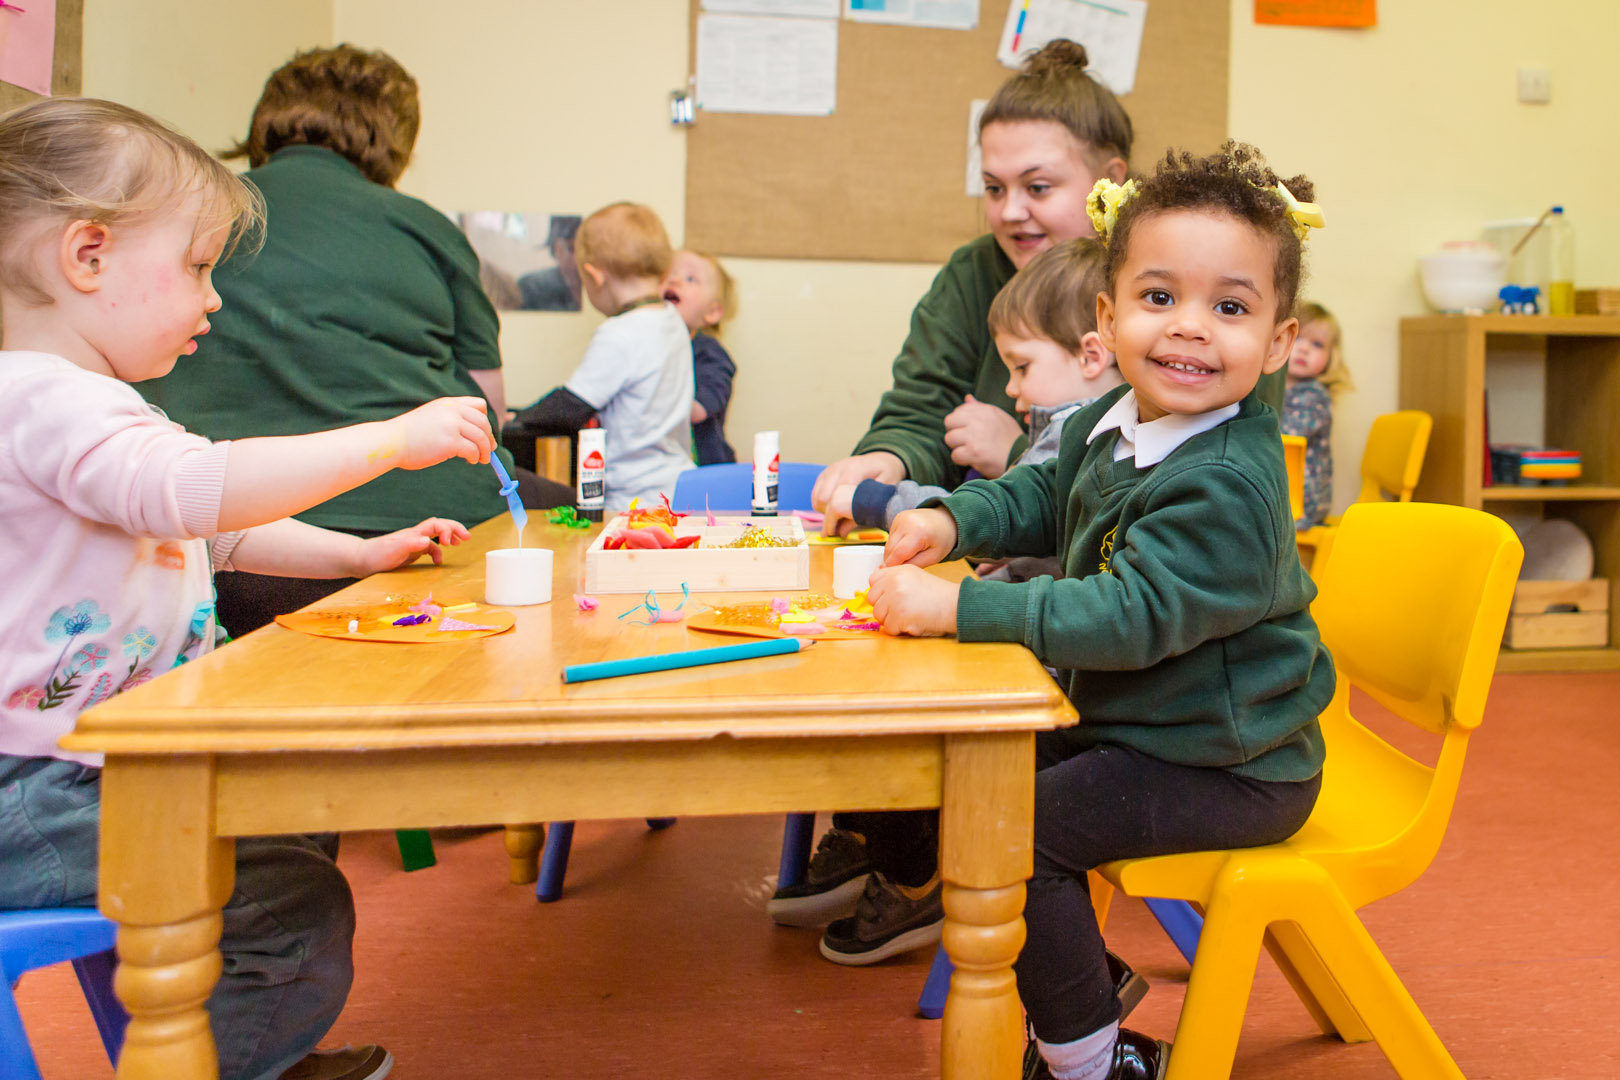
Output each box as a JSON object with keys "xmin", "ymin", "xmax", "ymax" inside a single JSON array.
[{"xmin": 1086, "ymin": 389, "xmax": 1241, "ymax": 467}]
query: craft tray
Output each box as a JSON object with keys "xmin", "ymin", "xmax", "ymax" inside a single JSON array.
[{"xmin": 583, "ymin": 515, "xmax": 810, "ymax": 594}]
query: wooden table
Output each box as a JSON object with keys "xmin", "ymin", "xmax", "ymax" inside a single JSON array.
[{"xmin": 63, "ymin": 518, "xmax": 1076, "ymax": 1079}]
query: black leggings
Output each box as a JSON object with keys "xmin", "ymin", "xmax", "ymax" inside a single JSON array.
[
  {"xmin": 214, "ymin": 468, "xmax": 574, "ymax": 637},
  {"xmin": 1018, "ymin": 738, "xmax": 1320, "ymax": 1043}
]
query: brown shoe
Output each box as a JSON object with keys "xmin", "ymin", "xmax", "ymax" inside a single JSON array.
[{"xmin": 279, "ymin": 1044, "xmax": 393, "ymax": 1080}]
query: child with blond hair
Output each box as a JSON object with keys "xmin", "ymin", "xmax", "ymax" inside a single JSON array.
[
  {"xmin": 0, "ymin": 97, "xmax": 495, "ymax": 1080},
  {"xmin": 1282, "ymin": 300, "xmax": 1353, "ymax": 527},
  {"xmin": 663, "ymin": 248, "xmax": 739, "ymax": 465},
  {"xmin": 507, "ymin": 202, "xmax": 694, "ymax": 509}
]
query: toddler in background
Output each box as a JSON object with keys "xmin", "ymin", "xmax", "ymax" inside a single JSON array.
[
  {"xmin": 1282, "ymin": 300, "xmax": 1353, "ymax": 528},
  {"xmin": 823, "ymin": 239, "xmax": 1121, "ymax": 550},
  {"xmin": 506, "ymin": 202, "xmax": 693, "ymax": 510},
  {"xmin": 0, "ymin": 97, "xmax": 494, "ymax": 1080},
  {"xmin": 663, "ymin": 248, "xmax": 738, "ymax": 465}
]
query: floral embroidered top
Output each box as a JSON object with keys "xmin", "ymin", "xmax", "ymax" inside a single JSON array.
[
  {"xmin": 0, "ymin": 351, "xmax": 243, "ymax": 765},
  {"xmin": 1280, "ymin": 379, "xmax": 1334, "ymax": 529}
]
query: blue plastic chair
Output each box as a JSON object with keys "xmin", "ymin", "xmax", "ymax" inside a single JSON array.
[
  {"xmin": 1, "ymin": 908, "xmax": 127, "ymax": 1078},
  {"xmin": 538, "ymin": 462, "xmax": 827, "ymax": 900},
  {"xmin": 914, "ymin": 898, "xmax": 1205, "ymax": 1019},
  {"xmin": 670, "ymin": 462, "xmax": 825, "ymax": 513}
]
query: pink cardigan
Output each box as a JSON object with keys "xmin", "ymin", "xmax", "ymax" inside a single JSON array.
[{"xmin": 0, "ymin": 351, "xmax": 242, "ymax": 765}]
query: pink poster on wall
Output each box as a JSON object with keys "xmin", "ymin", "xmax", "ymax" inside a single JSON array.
[{"xmin": 0, "ymin": 0, "xmax": 58, "ymax": 97}]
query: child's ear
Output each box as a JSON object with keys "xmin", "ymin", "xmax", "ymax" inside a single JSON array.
[
  {"xmin": 701, "ymin": 300, "xmax": 724, "ymax": 330},
  {"xmin": 1263, "ymin": 316, "xmax": 1299, "ymax": 375},
  {"xmin": 1095, "ymin": 292, "xmax": 1118, "ymax": 354},
  {"xmin": 60, "ymin": 220, "xmax": 110, "ymax": 295},
  {"xmin": 581, "ymin": 262, "xmax": 606, "ymax": 290},
  {"xmin": 1078, "ymin": 331, "xmax": 1111, "ymax": 378}
]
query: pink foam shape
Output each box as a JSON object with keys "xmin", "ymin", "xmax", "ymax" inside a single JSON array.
[
  {"xmin": 781, "ymin": 622, "xmax": 825, "ymax": 635},
  {"xmin": 770, "ymin": 597, "xmax": 792, "ymax": 614},
  {"xmin": 574, "ymin": 593, "xmax": 599, "ymax": 611},
  {"xmin": 437, "ymin": 615, "xmax": 499, "ymax": 632}
]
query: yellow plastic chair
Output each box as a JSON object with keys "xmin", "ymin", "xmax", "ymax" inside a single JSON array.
[
  {"xmin": 1281, "ymin": 434, "xmax": 1306, "ymax": 523},
  {"xmin": 1297, "ymin": 410, "xmax": 1433, "ymax": 576},
  {"xmin": 1095, "ymin": 502, "xmax": 1522, "ymax": 1080}
]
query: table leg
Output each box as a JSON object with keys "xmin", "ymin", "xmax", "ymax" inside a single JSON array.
[
  {"xmin": 938, "ymin": 732, "xmax": 1034, "ymax": 1080},
  {"xmin": 99, "ymin": 756, "xmax": 234, "ymax": 1080},
  {"xmin": 504, "ymin": 824, "xmax": 545, "ymax": 884}
]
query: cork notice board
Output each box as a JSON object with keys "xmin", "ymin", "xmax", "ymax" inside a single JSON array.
[
  {"xmin": 0, "ymin": 0, "xmax": 84, "ymax": 113},
  {"xmin": 685, "ymin": 0, "xmax": 1227, "ymax": 264}
]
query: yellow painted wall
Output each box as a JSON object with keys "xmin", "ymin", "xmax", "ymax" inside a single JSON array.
[
  {"xmin": 1228, "ymin": 2, "xmax": 1620, "ymax": 505},
  {"xmin": 81, "ymin": 0, "xmax": 332, "ymax": 152},
  {"xmin": 80, "ymin": 0, "xmax": 1616, "ymax": 506},
  {"xmin": 332, "ymin": 0, "xmax": 940, "ymax": 468}
]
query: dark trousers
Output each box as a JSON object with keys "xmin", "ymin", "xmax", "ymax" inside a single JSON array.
[
  {"xmin": 1019, "ymin": 738, "xmax": 1321, "ymax": 1044},
  {"xmin": 214, "ymin": 468, "xmax": 574, "ymax": 636},
  {"xmin": 829, "ymin": 808, "xmax": 939, "ymax": 889}
]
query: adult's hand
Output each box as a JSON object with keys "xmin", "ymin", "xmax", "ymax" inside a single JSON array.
[
  {"xmin": 811, "ymin": 451, "xmax": 906, "ymax": 512},
  {"xmin": 942, "ymin": 396, "xmax": 1023, "ymax": 479}
]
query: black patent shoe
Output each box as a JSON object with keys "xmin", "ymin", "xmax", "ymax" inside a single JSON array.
[
  {"xmin": 1022, "ymin": 1027, "xmax": 1169, "ymax": 1080},
  {"xmin": 1107, "ymin": 950, "xmax": 1149, "ymax": 1021}
]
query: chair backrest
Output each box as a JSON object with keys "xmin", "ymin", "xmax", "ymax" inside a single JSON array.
[
  {"xmin": 1307, "ymin": 503, "xmax": 1522, "ymax": 900},
  {"xmin": 670, "ymin": 462, "xmax": 826, "ymax": 513},
  {"xmin": 1313, "ymin": 502, "xmax": 1521, "ymax": 736},
  {"xmin": 1280, "ymin": 434, "xmax": 1306, "ymax": 522},
  {"xmin": 1355, "ymin": 410, "xmax": 1432, "ymax": 505}
]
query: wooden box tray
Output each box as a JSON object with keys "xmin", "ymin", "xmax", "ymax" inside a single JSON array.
[
  {"xmin": 583, "ymin": 515, "xmax": 809, "ymax": 595},
  {"xmin": 1504, "ymin": 578, "xmax": 1610, "ymax": 650}
]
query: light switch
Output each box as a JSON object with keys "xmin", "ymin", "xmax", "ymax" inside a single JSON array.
[{"xmin": 1518, "ymin": 67, "xmax": 1552, "ymax": 105}]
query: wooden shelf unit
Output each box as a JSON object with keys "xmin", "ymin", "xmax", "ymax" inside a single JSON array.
[{"xmin": 1399, "ymin": 315, "xmax": 1620, "ymax": 672}]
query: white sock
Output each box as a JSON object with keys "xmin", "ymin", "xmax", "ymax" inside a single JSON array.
[{"xmin": 1038, "ymin": 1021, "xmax": 1119, "ymax": 1080}]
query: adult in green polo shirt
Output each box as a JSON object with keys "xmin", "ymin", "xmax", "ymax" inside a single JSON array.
[{"xmin": 143, "ymin": 45, "xmax": 564, "ymax": 635}]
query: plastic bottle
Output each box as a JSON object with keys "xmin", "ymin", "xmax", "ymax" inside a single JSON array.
[
  {"xmin": 576, "ymin": 425, "xmax": 605, "ymax": 522},
  {"xmin": 752, "ymin": 430, "xmax": 780, "ymax": 516},
  {"xmin": 1548, "ymin": 206, "xmax": 1575, "ymax": 316}
]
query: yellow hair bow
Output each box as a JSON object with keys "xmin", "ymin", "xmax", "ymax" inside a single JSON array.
[
  {"xmin": 1274, "ymin": 181, "xmax": 1325, "ymax": 241},
  {"xmin": 1087, "ymin": 178, "xmax": 1138, "ymax": 241}
]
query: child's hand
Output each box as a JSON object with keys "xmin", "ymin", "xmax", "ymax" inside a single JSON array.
[
  {"xmin": 390, "ymin": 397, "xmax": 496, "ymax": 469},
  {"xmin": 351, "ymin": 518, "xmax": 471, "ymax": 576},
  {"xmin": 884, "ymin": 508, "xmax": 957, "ymax": 568},
  {"xmin": 943, "ymin": 395, "xmax": 1023, "ymax": 479},
  {"xmin": 812, "ymin": 451, "xmax": 906, "ymax": 511},
  {"xmin": 867, "ymin": 564, "xmax": 958, "ymax": 637},
  {"xmin": 820, "ymin": 483, "xmax": 859, "ymax": 538}
]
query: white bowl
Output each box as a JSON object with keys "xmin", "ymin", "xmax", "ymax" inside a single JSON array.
[{"xmin": 1418, "ymin": 247, "xmax": 1507, "ymax": 313}]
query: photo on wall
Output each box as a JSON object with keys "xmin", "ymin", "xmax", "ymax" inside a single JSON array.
[{"xmin": 457, "ymin": 211, "xmax": 583, "ymax": 312}]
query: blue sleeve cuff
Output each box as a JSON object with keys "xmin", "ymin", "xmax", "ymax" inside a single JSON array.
[{"xmin": 852, "ymin": 480, "xmax": 896, "ymax": 528}]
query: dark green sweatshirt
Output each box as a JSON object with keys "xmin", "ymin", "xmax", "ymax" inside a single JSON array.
[
  {"xmin": 939, "ymin": 388, "xmax": 1330, "ymax": 782},
  {"xmin": 852, "ymin": 234, "xmax": 1286, "ymax": 490}
]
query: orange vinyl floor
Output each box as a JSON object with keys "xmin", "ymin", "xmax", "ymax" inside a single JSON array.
[{"xmin": 17, "ymin": 672, "xmax": 1620, "ymax": 1079}]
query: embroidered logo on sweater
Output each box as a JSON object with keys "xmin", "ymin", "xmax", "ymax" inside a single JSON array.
[{"xmin": 1098, "ymin": 526, "xmax": 1118, "ymax": 574}]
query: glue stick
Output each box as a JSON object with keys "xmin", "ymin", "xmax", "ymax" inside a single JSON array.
[
  {"xmin": 752, "ymin": 430, "xmax": 780, "ymax": 516},
  {"xmin": 577, "ymin": 427, "xmax": 606, "ymax": 522}
]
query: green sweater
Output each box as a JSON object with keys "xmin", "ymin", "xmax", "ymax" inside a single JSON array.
[
  {"xmin": 141, "ymin": 146, "xmax": 511, "ymax": 534},
  {"xmin": 940, "ymin": 388, "xmax": 1330, "ymax": 781},
  {"xmin": 851, "ymin": 233, "xmax": 1285, "ymax": 490},
  {"xmin": 854, "ymin": 235, "xmax": 1024, "ymax": 487}
]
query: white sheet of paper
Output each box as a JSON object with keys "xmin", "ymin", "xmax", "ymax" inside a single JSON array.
[
  {"xmin": 965, "ymin": 99, "xmax": 989, "ymax": 196},
  {"xmin": 996, "ymin": 0, "xmax": 1148, "ymax": 96},
  {"xmin": 843, "ymin": 0, "xmax": 979, "ymax": 30},
  {"xmin": 703, "ymin": 0, "xmax": 840, "ymax": 16},
  {"xmin": 697, "ymin": 14, "xmax": 839, "ymax": 116}
]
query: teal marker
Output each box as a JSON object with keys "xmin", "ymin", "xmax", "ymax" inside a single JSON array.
[{"xmin": 562, "ymin": 638, "xmax": 812, "ymax": 684}]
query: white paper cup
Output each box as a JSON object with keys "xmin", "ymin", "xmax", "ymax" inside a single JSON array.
[
  {"xmin": 833, "ymin": 545, "xmax": 886, "ymax": 600},
  {"xmin": 485, "ymin": 548, "xmax": 553, "ymax": 606}
]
